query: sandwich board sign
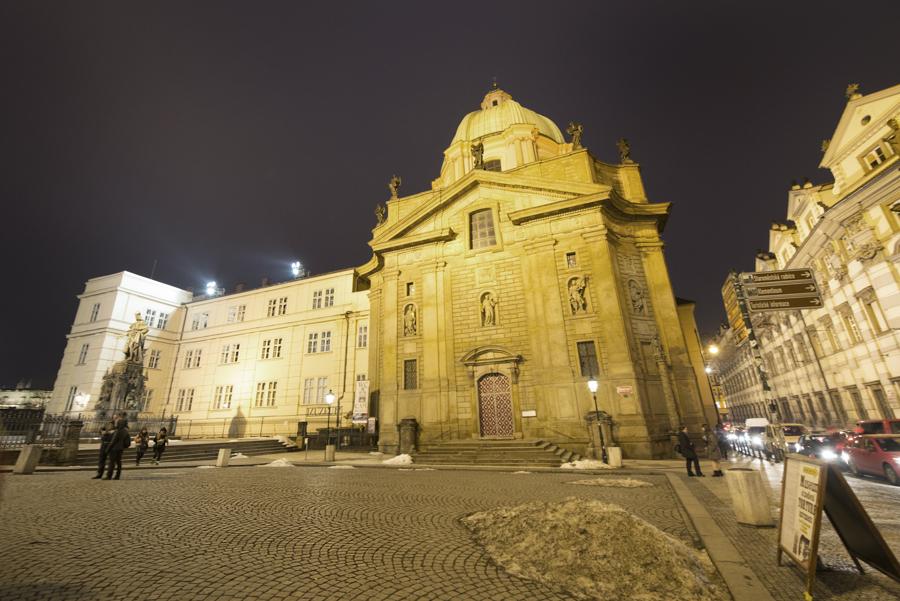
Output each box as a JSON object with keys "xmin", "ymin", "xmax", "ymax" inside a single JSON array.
[{"xmin": 777, "ymin": 455, "xmax": 900, "ymax": 599}]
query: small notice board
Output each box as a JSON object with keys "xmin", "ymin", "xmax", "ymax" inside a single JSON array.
[{"xmin": 777, "ymin": 455, "xmax": 900, "ymax": 599}]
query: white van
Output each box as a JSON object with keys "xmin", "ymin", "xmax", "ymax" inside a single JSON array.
[{"xmin": 745, "ymin": 417, "xmax": 786, "ymax": 458}]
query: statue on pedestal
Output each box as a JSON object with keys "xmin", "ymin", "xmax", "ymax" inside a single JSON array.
[
  {"xmin": 617, "ymin": 138, "xmax": 634, "ymax": 164},
  {"xmin": 566, "ymin": 122, "xmax": 583, "ymax": 149},
  {"xmin": 471, "ymin": 142, "xmax": 485, "ymax": 170},
  {"xmin": 95, "ymin": 314, "xmax": 148, "ymax": 421},
  {"xmin": 124, "ymin": 312, "xmax": 149, "ymax": 364},
  {"xmin": 388, "ymin": 174, "xmax": 402, "ymax": 200}
]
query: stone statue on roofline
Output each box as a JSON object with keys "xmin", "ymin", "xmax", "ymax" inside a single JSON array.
[
  {"xmin": 124, "ymin": 312, "xmax": 149, "ymax": 364},
  {"xmin": 617, "ymin": 138, "xmax": 634, "ymax": 164},
  {"xmin": 566, "ymin": 122, "xmax": 583, "ymax": 149},
  {"xmin": 375, "ymin": 203, "xmax": 386, "ymax": 226},
  {"xmin": 388, "ymin": 174, "xmax": 402, "ymax": 199}
]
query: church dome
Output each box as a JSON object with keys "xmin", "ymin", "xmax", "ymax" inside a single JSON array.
[{"xmin": 450, "ymin": 86, "xmax": 564, "ymax": 145}]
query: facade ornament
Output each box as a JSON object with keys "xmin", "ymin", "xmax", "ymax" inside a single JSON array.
[
  {"xmin": 471, "ymin": 142, "xmax": 485, "ymax": 169},
  {"xmin": 388, "ymin": 174, "xmax": 402, "ymax": 199},
  {"xmin": 480, "ymin": 292, "xmax": 498, "ymax": 326},
  {"xmin": 651, "ymin": 334, "xmax": 669, "ymax": 365},
  {"xmin": 124, "ymin": 313, "xmax": 149, "ymax": 364},
  {"xmin": 627, "ymin": 280, "xmax": 646, "ymax": 315},
  {"xmin": 885, "ymin": 118, "xmax": 900, "ymax": 154},
  {"xmin": 845, "ymin": 83, "xmax": 861, "ymax": 101},
  {"xmin": 823, "ymin": 245, "xmax": 847, "ymax": 281},
  {"xmin": 567, "ymin": 276, "xmax": 588, "ymax": 315},
  {"xmin": 403, "ymin": 304, "xmax": 418, "ymax": 336},
  {"xmin": 616, "ymin": 138, "xmax": 633, "ymax": 164},
  {"xmin": 820, "ymin": 138, "xmax": 831, "ymax": 153},
  {"xmin": 566, "ymin": 122, "xmax": 583, "ymax": 149},
  {"xmin": 374, "ymin": 203, "xmax": 386, "ymax": 226},
  {"xmin": 790, "ymin": 180, "xmax": 800, "ymax": 190}
]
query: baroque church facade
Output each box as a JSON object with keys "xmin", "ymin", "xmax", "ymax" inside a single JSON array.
[{"xmin": 49, "ymin": 86, "xmax": 714, "ymax": 459}]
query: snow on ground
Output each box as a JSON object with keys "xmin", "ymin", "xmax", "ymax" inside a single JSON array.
[
  {"xmin": 463, "ymin": 498, "xmax": 728, "ymax": 601},
  {"xmin": 559, "ymin": 459, "xmax": 614, "ymax": 470},
  {"xmin": 257, "ymin": 458, "xmax": 293, "ymax": 468},
  {"xmin": 328, "ymin": 465, "xmax": 356, "ymax": 469},
  {"xmin": 382, "ymin": 454, "xmax": 413, "ymax": 466},
  {"xmin": 196, "ymin": 465, "xmax": 216, "ymax": 469},
  {"xmin": 368, "ymin": 451, "xmax": 384, "ymax": 456},
  {"xmin": 274, "ymin": 435, "xmax": 292, "ymax": 445},
  {"xmin": 230, "ymin": 453, "xmax": 249, "ymax": 459},
  {"xmin": 511, "ymin": 471, "xmax": 532, "ymax": 474},
  {"xmin": 565, "ymin": 477, "xmax": 652, "ymax": 488}
]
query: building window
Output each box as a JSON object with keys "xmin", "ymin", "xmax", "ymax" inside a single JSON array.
[
  {"xmin": 213, "ymin": 385, "xmax": 233, "ymax": 410},
  {"xmin": 847, "ymin": 386, "xmax": 867, "ymax": 420},
  {"xmin": 141, "ymin": 388, "xmax": 153, "ymax": 408},
  {"xmin": 470, "ymin": 209, "xmax": 496, "ymax": 249},
  {"xmin": 566, "ymin": 252, "xmax": 577, "ymax": 268},
  {"xmin": 312, "ymin": 290, "xmax": 323, "ymax": 309},
  {"xmin": 65, "ymin": 386, "xmax": 77, "ymax": 412},
  {"xmin": 321, "ymin": 331, "xmax": 332, "ymax": 352},
  {"xmin": 220, "ymin": 343, "xmax": 240, "ymax": 364},
  {"xmin": 89, "ymin": 303, "xmax": 101, "ymax": 322},
  {"xmin": 77, "ymin": 344, "xmax": 89, "ymax": 365},
  {"xmin": 868, "ymin": 384, "xmax": 894, "ymax": 419},
  {"xmin": 191, "ymin": 312, "xmax": 209, "ymax": 330},
  {"xmin": 822, "ymin": 320, "xmax": 840, "ymax": 354},
  {"xmin": 483, "ymin": 159, "xmax": 502, "ymax": 172},
  {"xmin": 861, "ymin": 292, "xmax": 889, "ymax": 335},
  {"xmin": 272, "ymin": 337, "xmax": 282, "ymax": 358},
  {"xmin": 357, "ymin": 323, "xmax": 368, "ymax": 348},
  {"xmin": 303, "ymin": 378, "xmax": 315, "ymax": 404},
  {"xmin": 863, "ymin": 145, "xmax": 888, "ymax": 170},
  {"xmin": 157, "ymin": 312, "xmax": 169, "ymax": 330},
  {"xmin": 840, "ymin": 310, "xmax": 862, "ymax": 345},
  {"xmin": 807, "ymin": 329, "xmax": 823, "ymax": 357},
  {"xmin": 261, "ymin": 338, "xmax": 283, "ymax": 359},
  {"xmin": 403, "ymin": 359, "xmax": 418, "ymax": 390},
  {"xmin": 406, "ymin": 282, "xmax": 415, "ymax": 296},
  {"xmin": 144, "ymin": 309, "xmax": 157, "ymax": 328},
  {"xmin": 307, "ymin": 332, "xmax": 319, "ymax": 353},
  {"xmin": 316, "ymin": 377, "xmax": 328, "ymax": 403},
  {"xmin": 261, "ymin": 339, "xmax": 271, "ymax": 359},
  {"xmin": 576, "ymin": 341, "xmax": 600, "ymax": 377},
  {"xmin": 267, "ymin": 299, "xmax": 277, "ymax": 317},
  {"xmin": 183, "ymin": 350, "xmax": 193, "ymax": 369},
  {"xmin": 227, "ymin": 305, "xmax": 246, "ymax": 323},
  {"xmin": 176, "ymin": 388, "xmax": 194, "ymax": 412},
  {"xmin": 323, "ymin": 289, "xmax": 334, "ymax": 307},
  {"xmin": 278, "ymin": 297, "xmax": 288, "ymax": 315},
  {"xmin": 147, "ymin": 349, "xmax": 161, "ymax": 369},
  {"xmin": 356, "ymin": 373, "xmax": 367, "ymax": 381}
]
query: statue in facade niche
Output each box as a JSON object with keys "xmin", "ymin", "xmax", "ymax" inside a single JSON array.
[
  {"xmin": 616, "ymin": 138, "xmax": 633, "ymax": 163},
  {"xmin": 628, "ymin": 280, "xmax": 646, "ymax": 315},
  {"xmin": 566, "ymin": 122, "xmax": 583, "ymax": 149},
  {"xmin": 388, "ymin": 174, "xmax": 402, "ymax": 199},
  {"xmin": 481, "ymin": 292, "xmax": 497, "ymax": 326},
  {"xmin": 403, "ymin": 304, "xmax": 417, "ymax": 336},
  {"xmin": 885, "ymin": 118, "xmax": 900, "ymax": 154},
  {"xmin": 374, "ymin": 203, "xmax": 386, "ymax": 226},
  {"xmin": 568, "ymin": 277, "xmax": 587, "ymax": 315},
  {"xmin": 471, "ymin": 142, "xmax": 485, "ymax": 169},
  {"xmin": 124, "ymin": 313, "xmax": 149, "ymax": 364}
]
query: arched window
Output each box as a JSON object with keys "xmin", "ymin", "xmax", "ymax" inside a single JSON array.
[{"xmin": 470, "ymin": 209, "xmax": 496, "ymax": 249}]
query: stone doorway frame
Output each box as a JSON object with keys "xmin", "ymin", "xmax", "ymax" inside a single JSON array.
[{"xmin": 461, "ymin": 346, "xmax": 523, "ymax": 440}]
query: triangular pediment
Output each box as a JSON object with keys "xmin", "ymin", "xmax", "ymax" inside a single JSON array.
[{"xmin": 821, "ymin": 84, "xmax": 900, "ymax": 168}]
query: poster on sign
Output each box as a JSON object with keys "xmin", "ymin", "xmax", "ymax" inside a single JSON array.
[
  {"xmin": 779, "ymin": 457, "xmax": 825, "ymax": 572},
  {"xmin": 352, "ymin": 380, "xmax": 369, "ymax": 424}
]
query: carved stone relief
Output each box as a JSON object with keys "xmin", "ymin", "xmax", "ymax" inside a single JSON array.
[{"xmin": 627, "ymin": 279, "xmax": 647, "ymax": 315}]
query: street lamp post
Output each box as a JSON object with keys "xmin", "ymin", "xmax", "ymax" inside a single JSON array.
[
  {"xmin": 324, "ymin": 390, "xmax": 335, "ymax": 461},
  {"xmin": 586, "ymin": 377, "xmax": 607, "ymax": 463}
]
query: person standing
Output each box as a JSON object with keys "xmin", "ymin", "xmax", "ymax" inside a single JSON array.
[
  {"xmin": 678, "ymin": 425, "xmax": 704, "ymax": 477},
  {"xmin": 152, "ymin": 427, "xmax": 168, "ymax": 464},
  {"xmin": 708, "ymin": 426, "xmax": 725, "ymax": 477},
  {"xmin": 104, "ymin": 420, "xmax": 131, "ymax": 480},
  {"xmin": 91, "ymin": 421, "xmax": 115, "ymax": 479},
  {"xmin": 134, "ymin": 427, "xmax": 150, "ymax": 466}
]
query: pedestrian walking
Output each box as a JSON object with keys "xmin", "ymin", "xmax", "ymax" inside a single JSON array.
[
  {"xmin": 103, "ymin": 420, "xmax": 131, "ymax": 480},
  {"xmin": 152, "ymin": 427, "xmax": 168, "ymax": 464},
  {"xmin": 134, "ymin": 427, "xmax": 150, "ymax": 466},
  {"xmin": 91, "ymin": 421, "xmax": 116, "ymax": 479},
  {"xmin": 677, "ymin": 425, "xmax": 704, "ymax": 477},
  {"xmin": 709, "ymin": 426, "xmax": 725, "ymax": 477},
  {"xmin": 717, "ymin": 423, "xmax": 731, "ymax": 459}
]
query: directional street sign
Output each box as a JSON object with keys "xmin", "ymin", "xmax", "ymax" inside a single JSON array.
[{"xmin": 741, "ymin": 268, "xmax": 823, "ymax": 313}]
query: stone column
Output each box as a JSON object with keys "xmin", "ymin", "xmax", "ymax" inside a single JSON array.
[
  {"xmin": 58, "ymin": 420, "xmax": 83, "ymax": 465},
  {"xmin": 377, "ymin": 268, "xmax": 401, "ymax": 453}
]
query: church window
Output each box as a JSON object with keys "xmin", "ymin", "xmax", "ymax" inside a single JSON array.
[
  {"xmin": 324, "ymin": 288, "xmax": 335, "ymax": 307},
  {"xmin": 566, "ymin": 252, "xmax": 577, "ymax": 268},
  {"xmin": 406, "ymin": 282, "xmax": 415, "ymax": 296},
  {"xmin": 357, "ymin": 323, "xmax": 368, "ymax": 348},
  {"xmin": 840, "ymin": 309, "xmax": 862, "ymax": 345},
  {"xmin": 403, "ymin": 359, "xmax": 418, "ymax": 390},
  {"xmin": 77, "ymin": 344, "xmax": 89, "ymax": 365},
  {"xmin": 148, "ymin": 349, "xmax": 161, "ymax": 369},
  {"xmin": 484, "ymin": 159, "xmax": 502, "ymax": 172},
  {"xmin": 861, "ymin": 293, "xmax": 888, "ymax": 335},
  {"xmin": 470, "ymin": 209, "xmax": 496, "ymax": 249},
  {"xmin": 89, "ymin": 303, "xmax": 100, "ymax": 322},
  {"xmin": 576, "ymin": 341, "xmax": 599, "ymax": 377},
  {"xmin": 492, "ymin": 99, "xmax": 498, "ymax": 106},
  {"xmin": 863, "ymin": 145, "xmax": 887, "ymax": 170}
]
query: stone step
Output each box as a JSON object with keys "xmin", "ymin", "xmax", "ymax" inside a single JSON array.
[
  {"xmin": 413, "ymin": 438, "xmax": 581, "ymax": 467},
  {"xmin": 70, "ymin": 439, "xmax": 294, "ymax": 466}
]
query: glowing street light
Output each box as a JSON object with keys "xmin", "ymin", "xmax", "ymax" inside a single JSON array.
[
  {"xmin": 291, "ymin": 261, "xmax": 303, "ymax": 278},
  {"xmin": 705, "ymin": 365, "xmax": 713, "ymax": 374},
  {"xmin": 206, "ymin": 281, "xmax": 217, "ymax": 296},
  {"xmin": 585, "ymin": 376, "xmax": 606, "ymax": 462},
  {"xmin": 324, "ymin": 390, "xmax": 335, "ymax": 459}
]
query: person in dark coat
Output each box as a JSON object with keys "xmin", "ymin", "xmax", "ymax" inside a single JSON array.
[
  {"xmin": 91, "ymin": 421, "xmax": 116, "ymax": 479},
  {"xmin": 152, "ymin": 427, "xmax": 168, "ymax": 464},
  {"xmin": 678, "ymin": 425, "xmax": 704, "ymax": 477},
  {"xmin": 104, "ymin": 420, "xmax": 131, "ymax": 480},
  {"xmin": 134, "ymin": 427, "xmax": 150, "ymax": 466}
]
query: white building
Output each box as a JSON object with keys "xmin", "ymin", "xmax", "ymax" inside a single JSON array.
[
  {"xmin": 49, "ymin": 269, "xmax": 369, "ymax": 437},
  {"xmin": 717, "ymin": 83, "xmax": 900, "ymax": 426}
]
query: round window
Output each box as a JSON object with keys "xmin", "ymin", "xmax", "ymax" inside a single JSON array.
[{"xmin": 861, "ymin": 115, "xmax": 871, "ymax": 125}]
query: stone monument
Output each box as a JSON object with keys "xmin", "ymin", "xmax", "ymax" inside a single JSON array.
[{"xmin": 94, "ymin": 313, "xmax": 148, "ymax": 422}]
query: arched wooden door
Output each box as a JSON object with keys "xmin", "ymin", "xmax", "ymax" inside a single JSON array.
[{"xmin": 478, "ymin": 373, "xmax": 514, "ymax": 439}]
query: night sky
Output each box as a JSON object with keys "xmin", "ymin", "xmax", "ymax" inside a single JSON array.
[{"xmin": 1, "ymin": 1, "xmax": 897, "ymax": 388}]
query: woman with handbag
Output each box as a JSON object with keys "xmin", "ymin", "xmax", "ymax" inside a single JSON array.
[
  {"xmin": 152, "ymin": 427, "xmax": 168, "ymax": 465},
  {"xmin": 134, "ymin": 427, "xmax": 151, "ymax": 466}
]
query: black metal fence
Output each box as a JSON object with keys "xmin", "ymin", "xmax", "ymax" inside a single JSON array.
[
  {"xmin": 0, "ymin": 409, "xmax": 69, "ymax": 449},
  {"xmin": 76, "ymin": 414, "xmax": 178, "ymax": 440}
]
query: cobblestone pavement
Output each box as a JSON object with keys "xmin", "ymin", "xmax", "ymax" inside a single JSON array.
[
  {"xmin": 0, "ymin": 467, "xmax": 697, "ymax": 601},
  {"xmin": 685, "ymin": 456, "xmax": 900, "ymax": 601}
]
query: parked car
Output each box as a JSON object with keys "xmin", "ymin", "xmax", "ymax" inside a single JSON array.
[
  {"xmin": 843, "ymin": 435, "xmax": 900, "ymax": 485},
  {"xmin": 856, "ymin": 419, "xmax": 900, "ymax": 435},
  {"xmin": 794, "ymin": 433, "xmax": 841, "ymax": 461}
]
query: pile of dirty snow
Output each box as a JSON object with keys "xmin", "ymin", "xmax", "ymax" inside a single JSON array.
[
  {"xmin": 328, "ymin": 465, "xmax": 355, "ymax": 469},
  {"xmin": 230, "ymin": 453, "xmax": 249, "ymax": 459},
  {"xmin": 382, "ymin": 454, "xmax": 413, "ymax": 466},
  {"xmin": 368, "ymin": 451, "xmax": 384, "ymax": 456},
  {"xmin": 196, "ymin": 465, "xmax": 216, "ymax": 469},
  {"xmin": 560, "ymin": 459, "xmax": 614, "ymax": 470},
  {"xmin": 257, "ymin": 458, "xmax": 293, "ymax": 468},
  {"xmin": 565, "ymin": 478, "xmax": 652, "ymax": 488},
  {"xmin": 463, "ymin": 498, "xmax": 727, "ymax": 601},
  {"xmin": 511, "ymin": 471, "xmax": 532, "ymax": 475}
]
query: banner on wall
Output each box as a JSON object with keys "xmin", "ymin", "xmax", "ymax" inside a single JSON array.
[{"xmin": 352, "ymin": 380, "xmax": 369, "ymax": 424}]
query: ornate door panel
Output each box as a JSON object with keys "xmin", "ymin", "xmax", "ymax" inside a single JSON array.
[{"xmin": 478, "ymin": 373, "xmax": 514, "ymax": 438}]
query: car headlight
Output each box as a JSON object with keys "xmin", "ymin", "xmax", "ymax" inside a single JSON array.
[
  {"xmin": 821, "ymin": 449, "xmax": 837, "ymax": 461},
  {"xmin": 794, "ymin": 443, "xmax": 802, "ymax": 452},
  {"xmin": 727, "ymin": 433, "xmax": 737, "ymax": 441},
  {"xmin": 894, "ymin": 457, "xmax": 900, "ymax": 465},
  {"xmin": 841, "ymin": 451, "xmax": 850, "ymax": 463},
  {"xmin": 751, "ymin": 435, "xmax": 762, "ymax": 446}
]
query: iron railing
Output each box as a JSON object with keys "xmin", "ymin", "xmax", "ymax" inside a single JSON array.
[
  {"xmin": 76, "ymin": 414, "xmax": 178, "ymax": 439},
  {"xmin": 0, "ymin": 410, "xmax": 68, "ymax": 449}
]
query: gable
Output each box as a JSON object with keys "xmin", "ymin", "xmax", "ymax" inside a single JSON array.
[{"xmin": 821, "ymin": 84, "xmax": 900, "ymax": 168}]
